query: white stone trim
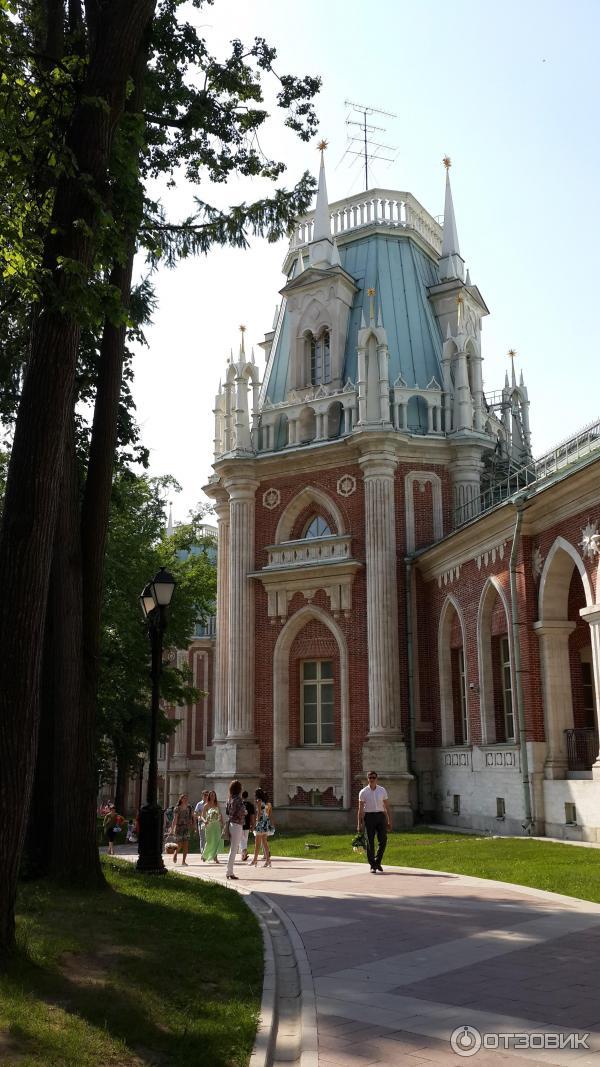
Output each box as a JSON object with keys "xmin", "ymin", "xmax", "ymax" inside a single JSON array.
[
  {"xmin": 275, "ymin": 485, "xmax": 346, "ymax": 543},
  {"xmin": 272, "ymin": 605, "xmax": 350, "ymax": 810},
  {"xmin": 404, "ymin": 471, "xmax": 443, "ymax": 554},
  {"xmin": 539, "ymin": 535, "xmax": 594, "ymax": 621},
  {"xmin": 476, "ymin": 577, "xmax": 514, "ymax": 745},
  {"xmin": 262, "ymin": 487, "xmax": 281, "ymax": 510},
  {"xmin": 438, "ymin": 594, "xmax": 468, "ymax": 747}
]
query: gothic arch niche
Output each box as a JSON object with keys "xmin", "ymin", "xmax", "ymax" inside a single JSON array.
[
  {"xmin": 404, "ymin": 471, "xmax": 443, "ymax": 553},
  {"xmin": 407, "ymin": 395, "xmax": 428, "ymax": 433},
  {"xmin": 327, "ymin": 400, "xmax": 343, "ymax": 439},
  {"xmin": 298, "ymin": 405, "xmax": 316, "ymax": 444},
  {"xmin": 477, "ymin": 577, "xmax": 514, "ymax": 744},
  {"xmin": 225, "ymin": 360, "xmax": 260, "ymax": 451},
  {"xmin": 536, "ymin": 537, "xmax": 597, "ymax": 775},
  {"xmin": 275, "ymin": 486, "xmax": 345, "ymax": 544},
  {"xmin": 438, "ymin": 595, "xmax": 469, "ymax": 746},
  {"xmin": 272, "ymin": 605, "xmax": 350, "ymax": 809},
  {"xmin": 274, "ymin": 412, "xmax": 289, "ymax": 450}
]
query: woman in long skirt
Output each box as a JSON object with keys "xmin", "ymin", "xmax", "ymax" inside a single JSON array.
[{"xmin": 201, "ymin": 790, "xmax": 223, "ymax": 864}]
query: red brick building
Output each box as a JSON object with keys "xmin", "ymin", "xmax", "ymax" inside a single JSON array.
[{"xmin": 160, "ymin": 152, "xmax": 600, "ymax": 840}]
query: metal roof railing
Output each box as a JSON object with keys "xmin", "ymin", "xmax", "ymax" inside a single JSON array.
[{"xmin": 454, "ymin": 416, "xmax": 600, "ymax": 528}]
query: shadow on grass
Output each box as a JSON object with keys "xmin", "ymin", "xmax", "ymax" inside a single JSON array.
[{"xmin": 6, "ymin": 859, "xmax": 262, "ymax": 1067}]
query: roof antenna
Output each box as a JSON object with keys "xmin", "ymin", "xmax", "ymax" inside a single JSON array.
[{"xmin": 344, "ymin": 100, "xmax": 397, "ymax": 191}]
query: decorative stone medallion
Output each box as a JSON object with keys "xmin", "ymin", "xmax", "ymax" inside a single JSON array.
[
  {"xmin": 337, "ymin": 474, "xmax": 356, "ymax": 498},
  {"xmin": 580, "ymin": 520, "xmax": 600, "ymax": 559},
  {"xmin": 262, "ymin": 487, "xmax": 281, "ymax": 510}
]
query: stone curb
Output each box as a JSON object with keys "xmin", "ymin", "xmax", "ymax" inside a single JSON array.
[
  {"xmin": 251, "ymin": 891, "xmax": 319, "ymax": 1067},
  {"xmin": 244, "ymin": 892, "xmax": 277, "ymax": 1067}
]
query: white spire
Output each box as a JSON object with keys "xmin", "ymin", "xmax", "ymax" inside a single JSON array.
[
  {"xmin": 313, "ymin": 143, "xmax": 331, "ymax": 241},
  {"xmin": 438, "ymin": 157, "xmax": 465, "ymax": 282},
  {"xmin": 465, "ymin": 267, "xmax": 471, "ymax": 286},
  {"xmin": 441, "ymin": 166, "xmax": 460, "ymax": 258},
  {"xmin": 167, "ymin": 502, "xmax": 174, "ymax": 538},
  {"xmin": 331, "ymin": 238, "xmax": 341, "ymax": 266}
]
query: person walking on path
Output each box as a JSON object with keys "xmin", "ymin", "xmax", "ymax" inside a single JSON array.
[
  {"xmin": 225, "ymin": 780, "xmax": 246, "ymax": 880},
  {"xmin": 240, "ymin": 790, "xmax": 255, "ymax": 862},
  {"xmin": 103, "ymin": 803, "xmax": 124, "ymax": 856},
  {"xmin": 357, "ymin": 771, "xmax": 392, "ymax": 873},
  {"xmin": 171, "ymin": 793, "xmax": 193, "ymax": 866},
  {"xmin": 201, "ymin": 790, "xmax": 223, "ymax": 864},
  {"xmin": 250, "ymin": 789, "xmax": 275, "ymax": 867},
  {"xmin": 194, "ymin": 790, "xmax": 209, "ymax": 854}
]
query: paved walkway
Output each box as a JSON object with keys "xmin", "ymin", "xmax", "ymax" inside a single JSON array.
[{"xmin": 118, "ymin": 848, "xmax": 600, "ymax": 1066}]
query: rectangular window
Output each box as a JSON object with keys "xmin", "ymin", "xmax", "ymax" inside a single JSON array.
[
  {"xmin": 500, "ymin": 636, "xmax": 515, "ymax": 741},
  {"xmin": 301, "ymin": 660, "xmax": 334, "ymax": 745},
  {"xmin": 565, "ymin": 802, "xmax": 577, "ymax": 826},
  {"xmin": 452, "ymin": 794, "xmax": 460, "ymax": 815},
  {"xmin": 158, "ymin": 742, "xmax": 166, "ymax": 761},
  {"xmin": 496, "ymin": 797, "xmax": 506, "ymax": 819}
]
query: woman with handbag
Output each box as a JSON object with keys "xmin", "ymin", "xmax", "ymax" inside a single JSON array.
[
  {"xmin": 250, "ymin": 789, "xmax": 275, "ymax": 868},
  {"xmin": 171, "ymin": 793, "xmax": 193, "ymax": 865},
  {"xmin": 225, "ymin": 780, "xmax": 245, "ymax": 881},
  {"xmin": 201, "ymin": 790, "xmax": 223, "ymax": 864}
]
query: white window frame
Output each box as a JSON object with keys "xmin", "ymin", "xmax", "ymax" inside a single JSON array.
[
  {"xmin": 301, "ymin": 659, "xmax": 334, "ymax": 745},
  {"xmin": 500, "ymin": 635, "xmax": 515, "ymax": 741},
  {"xmin": 457, "ymin": 647, "xmax": 468, "ymax": 744},
  {"xmin": 303, "ymin": 514, "xmax": 333, "ymax": 539}
]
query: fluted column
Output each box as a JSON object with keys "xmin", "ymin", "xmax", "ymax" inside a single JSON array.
[
  {"xmin": 225, "ymin": 477, "xmax": 259, "ymax": 739},
  {"xmin": 359, "ymin": 450, "xmax": 402, "ymax": 737},
  {"xmin": 212, "ymin": 497, "xmax": 230, "ymax": 743}
]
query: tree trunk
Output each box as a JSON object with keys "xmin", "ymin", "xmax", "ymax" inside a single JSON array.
[
  {"xmin": 48, "ymin": 416, "xmax": 103, "ymax": 886},
  {"xmin": 114, "ymin": 758, "xmax": 128, "ymax": 815},
  {"xmin": 0, "ymin": 1, "xmax": 155, "ymax": 960}
]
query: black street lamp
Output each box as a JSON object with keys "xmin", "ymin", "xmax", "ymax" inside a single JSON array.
[{"xmin": 137, "ymin": 567, "xmax": 176, "ymax": 874}]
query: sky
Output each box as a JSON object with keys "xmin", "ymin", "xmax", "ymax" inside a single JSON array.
[{"xmin": 132, "ymin": 0, "xmax": 600, "ymax": 522}]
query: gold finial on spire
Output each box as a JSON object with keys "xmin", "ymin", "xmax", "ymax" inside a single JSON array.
[
  {"xmin": 367, "ymin": 287, "xmax": 376, "ymax": 323},
  {"xmin": 442, "ymin": 155, "xmax": 451, "ymax": 170},
  {"xmin": 508, "ymin": 347, "xmax": 517, "ymax": 361},
  {"xmin": 317, "ymin": 139, "xmax": 328, "ymax": 152}
]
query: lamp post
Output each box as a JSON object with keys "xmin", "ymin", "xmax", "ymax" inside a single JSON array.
[{"xmin": 137, "ymin": 567, "xmax": 176, "ymax": 874}]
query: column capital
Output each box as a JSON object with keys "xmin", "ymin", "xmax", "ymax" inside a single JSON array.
[
  {"xmin": 533, "ymin": 620, "xmax": 577, "ymax": 638},
  {"xmin": 580, "ymin": 604, "xmax": 600, "ymax": 627},
  {"xmin": 223, "ymin": 476, "xmax": 259, "ymax": 501},
  {"xmin": 358, "ymin": 448, "xmax": 397, "ymax": 480}
]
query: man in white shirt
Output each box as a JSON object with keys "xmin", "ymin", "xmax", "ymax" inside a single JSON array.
[
  {"xmin": 194, "ymin": 790, "xmax": 209, "ymax": 853},
  {"xmin": 357, "ymin": 771, "xmax": 392, "ymax": 873}
]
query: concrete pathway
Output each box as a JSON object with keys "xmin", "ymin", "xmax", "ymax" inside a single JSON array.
[{"xmin": 118, "ymin": 848, "xmax": 600, "ymax": 1067}]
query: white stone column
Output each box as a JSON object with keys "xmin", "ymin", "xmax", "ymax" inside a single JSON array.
[
  {"xmin": 225, "ymin": 477, "xmax": 259, "ymax": 739},
  {"xmin": 212, "ymin": 497, "xmax": 230, "ymax": 743},
  {"xmin": 359, "ymin": 449, "xmax": 402, "ymax": 737},
  {"xmin": 533, "ymin": 620, "xmax": 576, "ymax": 778},
  {"xmin": 579, "ymin": 605, "xmax": 600, "ymax": 776}
]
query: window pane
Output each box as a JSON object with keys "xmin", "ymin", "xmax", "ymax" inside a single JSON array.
[
  {"xmin": 303, "ymin": 684, "xmax": 317, "ymax": 703},
  {"xmin": 321, "ymin": 684, "xmax": 334, "ymax": 706},
  {"xmin": 320, "ymin": 661, "xmax": 333, "ymax": 679},
  {"xmin": 303, "ymin": 662, "xmax": 317, "ymax": 680},
  {"xmin": 321, "ymin": 721, "xmax": 335, "ymax": 744},
  {"xmin": 303, "ymin": 723, "xmax": 318, "ymax": 744},
  {"xmin": 305, "ymin": 515, "xmax": 333, "ymax": 538}
]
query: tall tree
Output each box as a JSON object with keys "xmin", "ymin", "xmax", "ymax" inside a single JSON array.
[{"xmin": 0, "ymin": 1, "xmax": 319, "ymax": 957}]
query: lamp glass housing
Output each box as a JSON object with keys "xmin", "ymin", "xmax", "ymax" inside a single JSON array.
[
  {"xmin": 140, "ymin": 582, "xmax": 156, "ymax": 620},
  {"xmin": 151, "ymin": 567, "xmax": 176, "ymax": 607}
]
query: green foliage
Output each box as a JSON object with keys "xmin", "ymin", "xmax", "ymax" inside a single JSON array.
[{"xmin": 97, "ymin": 471, "xmax": 216, "ymax": 782}]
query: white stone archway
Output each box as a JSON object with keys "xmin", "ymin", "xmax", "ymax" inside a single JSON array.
[
  {"xmin": 477, "ymin": 577, "xmax": 514, "ymax": 744},
  {"xmin": 438, "ymin": 594, "xmax": 468, "ymax": 746},
  {"xmin": 272, "ymin": 605, "xmax": 350, "ymax": 809},
  {"xmin": 275, "ymin": 485, "xmax": 346, "ymax": 543},
  {"xmin": 535, "ymin": 536, "xmax": 596, "ymax": 777}
]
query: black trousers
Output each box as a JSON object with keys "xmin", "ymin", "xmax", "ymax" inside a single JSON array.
[{"xmin": 364, "ymin": 812, "xmax": 387, "ymax": 867}]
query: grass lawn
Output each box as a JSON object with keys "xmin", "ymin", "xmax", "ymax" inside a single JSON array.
[
  {"xmin": 0, "ymin": 857, "xmax": 262, "ymax": 1067},
  {"xmin": 270, "ymin": 828, "xmax": 600, "ymax": 903}
]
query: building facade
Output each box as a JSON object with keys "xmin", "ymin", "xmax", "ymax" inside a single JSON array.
[{"xmin": 159, "ymin": 150, "xmax": 600, "ymax": 840}]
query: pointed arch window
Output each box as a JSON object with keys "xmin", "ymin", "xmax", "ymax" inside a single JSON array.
[
  {"xmin": 304, "ymin": 515, "xmax": 333, "ymax": 539},
  {"xmin": 310, "ymin": 329, "xmax": 331, "ymax": 386}
]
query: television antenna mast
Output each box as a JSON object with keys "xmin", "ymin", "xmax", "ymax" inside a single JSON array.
[{"xmin": 344, "ymin": 100, "xmax": 398, "ymax": 192}]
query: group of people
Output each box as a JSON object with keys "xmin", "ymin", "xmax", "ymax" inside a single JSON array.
[{"xmin": 168, "ymin": 782, "xmax": 275, "ymax": 880}]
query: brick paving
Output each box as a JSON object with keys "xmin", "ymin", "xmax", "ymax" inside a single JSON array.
[{"xmin": 119, "ymin": 848, "xmax": 600, "ymax": 1065}]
